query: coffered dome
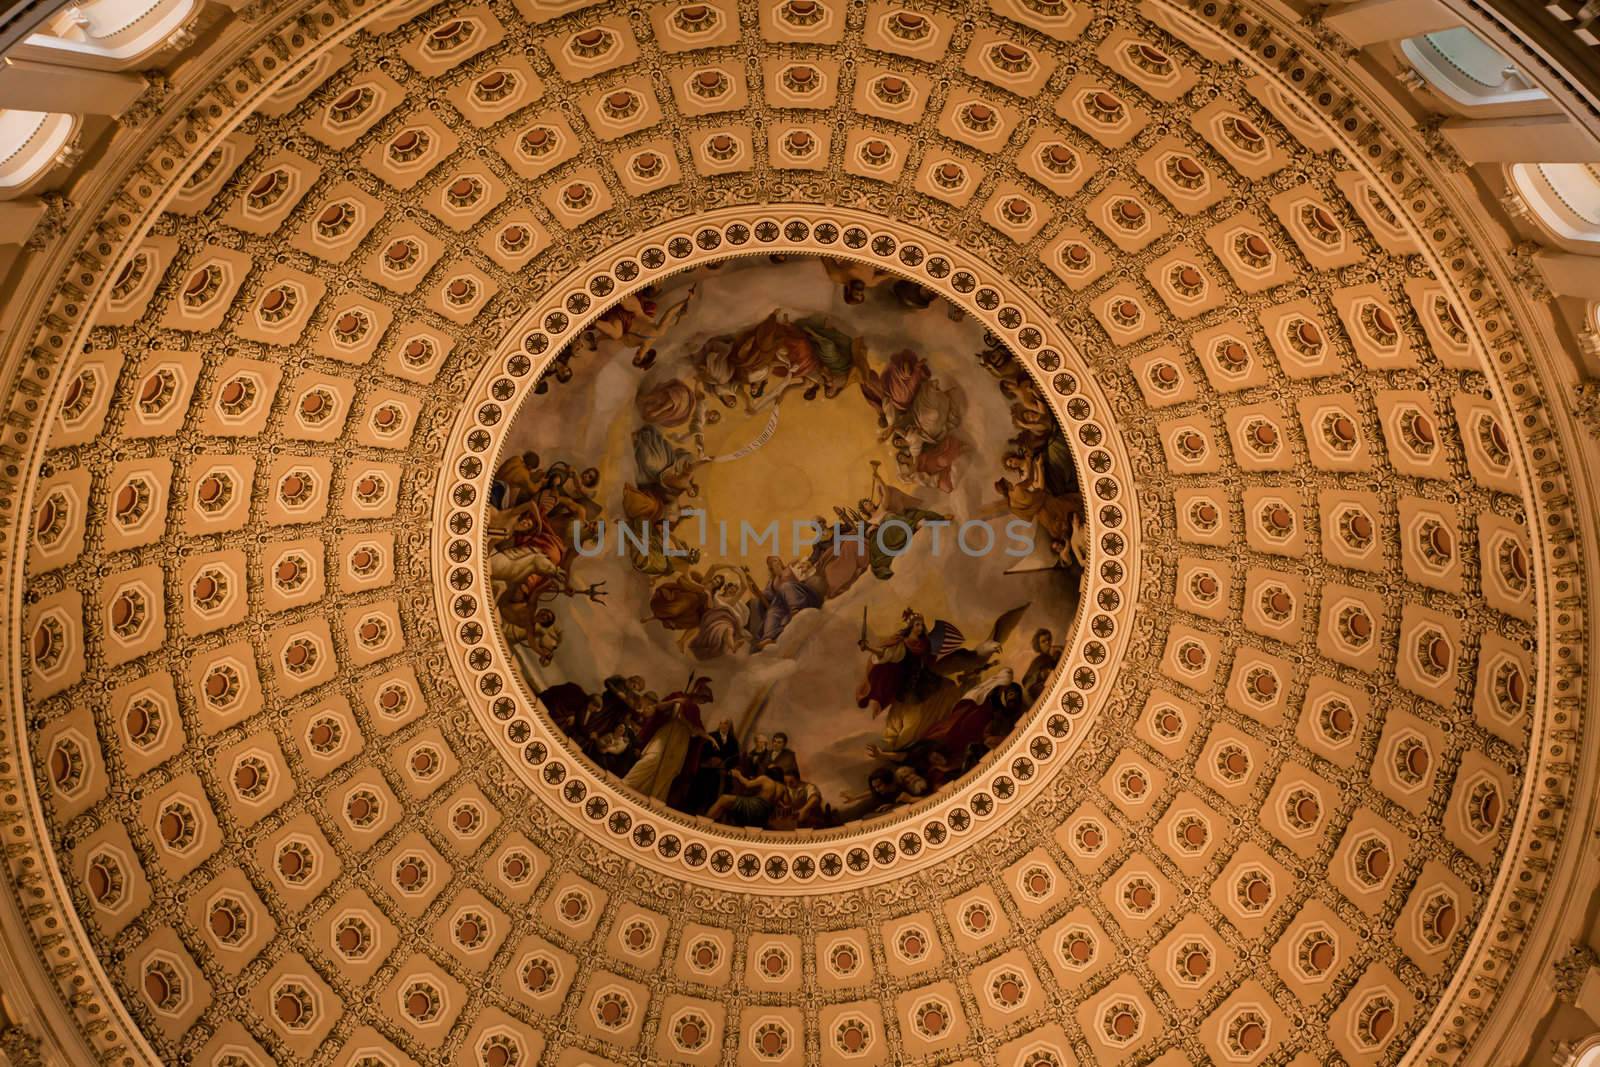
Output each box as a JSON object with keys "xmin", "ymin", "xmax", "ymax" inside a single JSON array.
[{"xmin": 0, "ymin": 0, "xmax": 1596, "ymax": 1064}]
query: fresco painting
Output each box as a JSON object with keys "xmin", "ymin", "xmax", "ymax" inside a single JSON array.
[{"xmin": 488, "ymin": 255, "xmax": 1086, "ymax": 830}]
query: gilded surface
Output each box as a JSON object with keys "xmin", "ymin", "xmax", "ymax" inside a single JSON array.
[{"xmin": 0, "ymin": 0, "xmax": 1587, "ymax": 1062}]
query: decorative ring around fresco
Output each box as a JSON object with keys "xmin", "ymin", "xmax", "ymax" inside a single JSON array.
[
  {"xmin": 0, "ymin": 0, "xmax": 1584, "ymax": 1059},
  {"xmin": 437, "ymin": 205, "xmax": 1137, "ymax": 893}
]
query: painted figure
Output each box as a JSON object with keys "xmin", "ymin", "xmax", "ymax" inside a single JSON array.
[
  {"xmin": 491, "ymin": 256, "xmax": 1087, "ymax": 830},
  {"xmin": 744, "ymin": 555, "xmax": 823, "ymax": 649},
  {"xmin": 622, "ymin": 678, "xmax": 714, "ymax": 800}
]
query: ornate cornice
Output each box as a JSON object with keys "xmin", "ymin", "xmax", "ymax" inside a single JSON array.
[{"xmin": 0, "ymin": 0, "xmax": 1590, "ymax": 1061}]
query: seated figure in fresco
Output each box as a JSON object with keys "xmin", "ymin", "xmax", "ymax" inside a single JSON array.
[
  {"xmin": 744, "ymin": 555, "xmax": 823, "ymax": 650},
  {"xmin": 995, "ymin": 447, "xmax": 1083, "ymax": 568},
  {"xmin": 739, "ymin": 313, "xmax": 823, "ymax": 409},
  {"xmin": 797, "ymin": 317, "xmax": 862, "ymax": 400},
  {"xmin": 530, "ymin": 462, "xmax": 604, "ymax": 527},
  {"xmin": 752, "ymin": 313, "xmax": 862, "ymax": 404},
  {"xmin": 706, "ymin": 767, "xmax": 784, "ymax": 827},
  {"xmin": 642, "ymin": 569, "xmax": 721, "ymax": 640},
  {"xmin": 981, "ymin": 353, "xmax": 1088, "ymax": 571},
  {"xmin": 635, "ymin": 376, "xmax": 727, "ymax": 459},
  {"xmin": 709, "ymin": 319, "xmax": 789, "ymax": 408},
  {"xmin": 690, "ymin": 333, "xmax": 745, "ymax": 410},
  {"xmin": 687, "ymin": 571, "xmax": 750, "ymax": 661},
  {"xmin": 492, "ymin": 452, "xmax": 592, "ymax": 504},
  {"xmin": 635, "ymin": 377, "xmax": 699, "ymax": 430},
  {"xmin": 859, "ymin": 349, "xmax": 967, "ymax": 493},
  {"xmin": 500, "ymin": 606, "xmax": 563, "ymax": 681},
  {"xmin": 618, "ymin": 424, "xmax": 707, "ymax": 578},
  {"xmin": 705, "ymin": 767, "xmax": 823, "ymax": 830},
  {"xmin": 997, "ymin": 369, "xmax": 1056, "ymax": 442},
  {"xmin": 976, "ymin": 342, "xmax": 1090, "ymax": 572},
  {"xmin": 771, "ymin": 771, "xmax": 824, "ymax": 829},
  {"xmin": 632, "ymin": 424, "xmax": 703, "ymax": 505},
  {"xmin": 638, "ymin": 565, "xmax": 751, "ymax": 662},
  {"xmin": 860, "ymin": 349, "xmax": 928, "ymax": 437}
]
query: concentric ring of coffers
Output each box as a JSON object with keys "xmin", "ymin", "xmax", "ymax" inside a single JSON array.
[{"xmin": 3, "ymin": 0, "xmax": 1574, "ymax": 1063}]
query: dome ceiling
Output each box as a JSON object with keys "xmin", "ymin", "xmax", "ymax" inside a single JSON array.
[{"xmin": 0, "ymin": 0, "xmax": 1593, "ymax": 1064}]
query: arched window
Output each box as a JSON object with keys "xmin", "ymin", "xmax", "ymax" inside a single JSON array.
[
  {"xmin": 1568, "ymin": 1036, "xmax": 1600, "ymax": 1067},
  {"xmin": 16, "ymin": 0, "xmax": 201, "ymax": 70},
  {"xmin": 1507, "ymin": 163, "xmax": 1600, "ymax": 252},
  {"xmin": 1398, "ymin": 27, "xmax": 1548, "ymax": 112},
  {"xmin": 0, "ymin": 110, "xmax": 77, "ymax": 193}
]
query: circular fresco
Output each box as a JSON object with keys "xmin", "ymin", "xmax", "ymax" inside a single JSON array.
[{"xmin": 488, "ymin": 255, "xmax": 1086, "ymax": 830}]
